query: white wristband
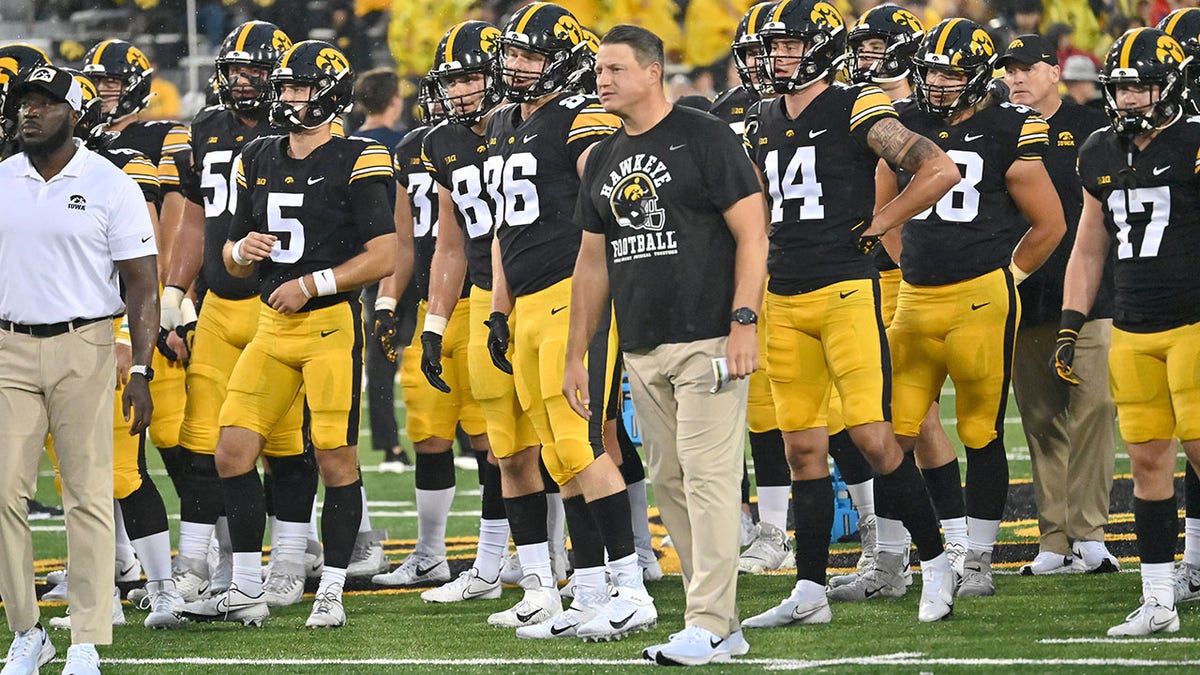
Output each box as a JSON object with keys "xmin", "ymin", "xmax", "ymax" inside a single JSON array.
[
  {"xmin": 423, "ymin": 313, "xmax": 449, "ymax": 336},
  {"xmin": 180, "ymin": 298, "xmax": 197, "ymax": 324},
  {"xmin": 231, "ymin": 237, "xmax": 253, "ymax": 266},
  {"xmin": 313, "ymin": 268, "xmax": 338, "ymax": 296},
  {"xmin": 375, "ymin": 296, "xmax": 397, "ymax": 313},
  {"xmin": 1009, "ymin": 260, "xmax": 1030, "ymax": 286},
  {"xmin": 297, "ymin": 276, "xmax": 313, "ymax": 299}
]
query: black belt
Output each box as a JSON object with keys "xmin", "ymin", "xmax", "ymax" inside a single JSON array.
[{"xmin": 0, "ymin": 316, "xmax": 109, "ymax": 338}]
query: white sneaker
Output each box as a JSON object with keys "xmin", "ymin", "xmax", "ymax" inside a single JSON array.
[
  {"xmin": 642, "ymin": 628, "xmax": 749, "ymax": 662},
  {"xmin": 1175, "ymin": 561, "xmax": 1200, "ymax": 603},
  {"xmin": 498, "ymin": 552, "xmax": 523, "ymax": 585},
  {"xmin": 60, "ymin": 643, "xmax": 100, "ymax": 675},
  {"xmin": 946, "ymin": 540, "xmax": 967, "ymax": 577},
  {"xmin": 49, "ymin": 588, "xmax": 126, "ymax": 630},
  {"xmin": 1071, "ymin": 540, "xmax": 1120, "ymax": 574},
  {"xmin": 180, "ymin": 585, "xmax": 269, "ymax": 627},
  {"xmin": 828, "ymin": 551, "xmax": 907, "ymax": 601},
  {"xmin": 515, "ymin": 598, "xmax": 598, "ymax": 639},
  {"xmin": 738, "ymin": 522, "xmax": 794, "ymax": 574},
  {"xmin": 918, "ymin": 558, "xmax": 956, "ymax": 622},
  {"xmin": 638, "ymin": 548, "xmax": 663, "ymax": 583},
  {"xmin": 170, "ymin": 556, "xmax": 211, "ymax": 602},
  {"xmin": 41, "ymin": 581, "xmax": 69, "ymax": 603},
  {"xmin": 486, "ymin": 574, "xmax": 562, "ymax": 627},
  {"xmin": 346, "ymin": 530, "xmax": 388, "ymax": 579},
  {"xmin": 1107, "ymin": 598, "xmax": 1179, "ymax": 636},
  {"xmin": 421, "ymin": 568, "xmax": 502, "ymax": 603},
  {"xmin": 743, "ymin": 579, "xmax": 832, "ymax": 628},
  {"xmin": 655, "ymin": 624, "xmax": 741, "ymax": 666},
  {"xmin": 305, "ymin": 585, "xmax": 346, "ymax": 628},
  {"xmin": 141, "ymin": 580, "xmax": 186, "ymax": 629},
  {"xmin": 739, "ymin": 512, "xmax": 757, "ymax": 547},
  {"xmin": 115, "ymin": 554, "xmax": 142, "ymax": 583},
  {"xmin": 957, "ymin": 549, "xmax": 994, "ymax": 597},
  {"xmin": 305, "ymin": 539, "xmax": 324, "ymax": 580},
  {"xmin": 372, "ymin": 554, "xmax": 450, "ymax": 587},
  {"xmin": 0, "ymin": 624, "xmax": 54, "ymax": 675},
  {"xmin": 1021, "ymin": 551, "xmax": 1074, "ymax": 576},
  {"xmin": 262, "ymin": 560, "xmax": 306, "ymax": 607},
  {"xmin": 377, "ymin": 459, "xmax": 409, "ymax": 474},
  {"xmin": 576, "ymin": 586, "xmax": 657, "ymax": 642},
  {"xmin": 854, "ymin": 514, "xmax": 877, "ymax": 573}
]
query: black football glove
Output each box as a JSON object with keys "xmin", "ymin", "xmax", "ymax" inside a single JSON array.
[
  {"xmin": 485, "ymin": 311, "xmax": 513, "ymax": 374},
  {"xmin": 1050, "ymin": 309, "xmax": 1086, "ymax": 385},
  {"xmin": 852, "ymin": 219, "xmax": 880, "ymax": 255},
  {"xmin": 156, "ymin": 327, "xmax": 179, "ymax": 362},
  {"xmin": 374, "ymin": 308, "xmax": 400, "ymax": 363},
  {"xmin": 420, "ymin": 331, "xmax": 451, "ymax": 393}
]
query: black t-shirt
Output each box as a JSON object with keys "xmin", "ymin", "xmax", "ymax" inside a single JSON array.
[
  {"xmin": 422, "ymin": 120, "xmax": 495, "ymax": 291},
  {"xmin": 577, "ymin": 105, "xmax": 762, "ymax": 351},
  {"xmin": 893, "ymin": 98, "xmax": 1050, "ymax": 286},
  {"xmin": 1077, "ymin": 119, "xmax": 1200, "ymax": 332},
  {"xmin": 229, "ymin": 135, "xmax": 396, "ymax": 311},
  {"xmin": 1018, "ymin": 100, "xmax": 1113, "ymax": 326}
]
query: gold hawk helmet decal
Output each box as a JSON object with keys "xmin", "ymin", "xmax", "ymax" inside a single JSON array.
[
  {"xmin": 272, "ymin": 30, "xmax": 292, "ymax": 52},
  {"xmin": 611, "ymin": 173, "xmax": 665, "ymax": 232},
  {"xmin": 317, "ymin": 47, "xmax": 349, "ymax": 74},
  {"xmin": 75, "ymin": 75, "xmax": 99, "ymax": 102},
  {"xmin": 893, "ymin": 9, "xmax": 923, "ymax": 31},
  {"xmin": 127, "ymin": 45, "xmax": 151, "ymax": 70},
  {"xmin": 581, "ymin": 27, "xmax": 600, "ymax": 53},
  {"xmin": 970, "ymin": 28, "xmax": 994, "ymax": 58},
  {"xmin": 554, "ymin": 14, "xmax": 584, "ymax": 45},
  {"xmin": 811, "ymin": 2, "xmax": 843, "ymax": 30},
  {"xmin": 480, "ymin": 26, "xmax": 501, "ymax": 53},
  {"xmin": 1157, "ymin": 34, "xmax": 1185, "ymax": 64},
  {"xmin": 0, "ymin": 57, "xmax": 17, "ymax": 85}
]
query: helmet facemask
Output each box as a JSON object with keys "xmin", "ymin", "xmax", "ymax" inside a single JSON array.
[
  {"xmin": 762, "ymin": 30, "xmax": 846, "ymax": 94},
  {"xmin": 849, "ymin": 32, "xmax": 921, "ymax": 85},
  {"xmin": 1102, "ymin": 68, "xmax": 1188, "ymax": 139},
  {"xmin": 914, "ymin": 60, "xmax": 992, "ymax": 118},
  {"xmin": 433, "ymin": 65, "xmax": 499, "ymax": 125},
  {"xmin": 496, "ymin": 38, "xmax": 573, "ymax": 103}
]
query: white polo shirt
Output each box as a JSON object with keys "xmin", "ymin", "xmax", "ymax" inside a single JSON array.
[{"xmin": 0, "ymin": 139, "xmax": 156, "ymax": 324}]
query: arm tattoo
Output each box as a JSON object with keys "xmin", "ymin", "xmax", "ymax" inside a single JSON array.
[{"xmin": 867, "ymin": 117, "xmax": 941, "ymax": 173}]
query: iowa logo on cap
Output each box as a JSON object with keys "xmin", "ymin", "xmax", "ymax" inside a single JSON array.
[
  {"xmin": 27, "ymin": 66, "xmax": 56, "ymax": 84},
  {"xmin": 1008, "ymin": 38, "xmax": 1025, "ymax": 50}
]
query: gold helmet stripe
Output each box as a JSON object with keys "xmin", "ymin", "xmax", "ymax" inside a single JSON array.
[
  {"xmin": 443, "ymin": 22, "xmax": 467, "ymax": 63},
  {"xmin": 747, "ymin": 3, "xmax": 768, "ymax": 34},
  {"xmin": 235, "ymin": 22, "xmax": 256, "ymax": 52},
  {"xmin": 90, "ymin": 39, "xmax": 113, "ymax": 65},
  {"xmin": 515, "ymin": 3, "xmax": 548, "ymax": 34},
  {"xmin": 1120, "ymin": 27, "xmax": 1145, "ymax": 69},
  {"xmin": 771, "ymin": 0, "xmax": 792, "ymax": 23},
  {"xmin": 935, "ymin": 18, "xmax": 963, "ymax": 56}
]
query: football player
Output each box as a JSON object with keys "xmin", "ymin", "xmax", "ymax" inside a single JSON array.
[
  {"xmin": 738, "ymin": 0, "xmax": 957, "ymax": 626},
  {"xmin": 486, "ymin": 2, "xmax": 657, "ymax": 640},
  {"xmin": 371, "ymin": 29, "xmax": 491, "ymax": 589},
  {"xmin": 162, "ymin": 21, "xmax": 321, "ymax": 609},
  {"xmin": 1156, "ymin": 7, "xmax": 1200, "ymax": 604},
  {"xmin": 181, "ymin": 40, "xmax": 396, "ymax": 628},
  {"xmin": 879, "ymin": 18, "xmax": 1065, "ymax": 598},
  {"xmin": 1064, "ymin": 27, "xmax": 1200, "ymax": 636}
]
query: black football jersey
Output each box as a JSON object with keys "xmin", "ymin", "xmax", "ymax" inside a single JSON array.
[
  {"xmin": 182, "ymin": 106, "xmax": 276, "ymax": 300},
  {"xmin": 109, "ymin": 119, "xmax": 190, "ymax": 197},
  {"xmin": 230, "ymin": 135, "xmax": 396, "ymax": 311},
  {"xmin": 396, "ymin": 125, "xmax": 467, "ymax": 302},
  {"xmin": 744, "ymin": 83, "xmax": 898, "ymax": 294},
  {"xmin": 97, "ymin": 145, "xmax": 161, "ymax": 207},
  {"xmin": 709, "ymin": 85, "xmax": 759, "ymax": 134},
  {"xmin": 485, "ymin": 93, "xmax": 621, "ymax": 297},
  {"xmin": 1077, "ymin": 117, "xmax": 1200, "ymax": 332},
  {"xmin": 422, "ymin": 120, "xmax": 495, "ymax": 291},
  {"xmin": 893, "ymin": 98, "xmax": 1049, "ymax": 286}
]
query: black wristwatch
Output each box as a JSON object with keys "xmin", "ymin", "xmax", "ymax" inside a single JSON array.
[
  {"xmin": 731, "ymin": 307, "xmax": 758, "ymax": 326},
  {"xmin": 129, "ymin": 364, "xmax": 155, "ymax": 382}
]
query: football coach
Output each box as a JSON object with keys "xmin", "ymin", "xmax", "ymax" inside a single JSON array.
[
  {"xmin": 0, "ymin": 65, "xmax": 157, "ymax": 671},
  {"xmin": 563, "ymin": 25, "xmax": 768, "ymax": 666}
]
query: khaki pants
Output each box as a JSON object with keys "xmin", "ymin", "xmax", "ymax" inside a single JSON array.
[
  {"xmin": 624, "ymin": 336, "xmax": 746, "ymax": 638},
  {"xmin": 0, "ymin": 321, "xmax": 116, "ymax": 645},
  {"xmin": 1012, "ymin": 319, "xmax": 1116, "ymax": 552}
]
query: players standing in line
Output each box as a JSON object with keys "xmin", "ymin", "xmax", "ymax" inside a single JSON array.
[
  {"xmin": 738, "ymin": 0, "xmax": 957, "ymax": 626},
  {"xmin": 485, "ymin": 3, "xmax": 658, "ymax": 639},
  {"xmin": 371, "ymin": 31, "xmax": 492, "ymax": 588},
  {"xmin": 181, "ymin": 40, "xmax": 396, "ymax": 628},
  {"xmin": 878, "ymin": 19, "xmax": 1065, "ymax": 598},
  {"xmin": 1063, "ymin": 27, "xmax": 1200, "ymax": 636}
]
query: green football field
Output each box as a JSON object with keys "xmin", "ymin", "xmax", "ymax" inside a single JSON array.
[{"xmin": 19, "ymin": 381, "xmax": 1200, "ymax": 673}]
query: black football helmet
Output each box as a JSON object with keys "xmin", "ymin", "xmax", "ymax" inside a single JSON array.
[
  {"xmin": 0, "ymin": 43, "xmax": 51, "ymax": 141},
  {"xmin": 732, "ymin": 2, "xmax": 776, "ymax": 95},
  {"xmin": 431, "ymin": 21, "xmax": 503, "ymax": 125},
  {"xmin": 61, "ymin": 68, "xmax": 110, "ymax": 149},
  {"xmin": 758, "ymin": 0, "xmax": 848, "ymax": 94},
  {"xmin": 1158, "ymin": 8, "xmax": 1200, "ymax": 114},
  {"xmin": 912, "ymin": 19, "xmax": 997, "ymax": 118},
  {"xmin": 565, "ymin": 26, "xmax": 600, "ymax": 94},
  {"xmin": 216, "ymin": 21, "xmax": 292, "ymax": 114},
  {"xmin": 416, "ymin": 74, "xmax": 443, "ymax": 124},
  {"xmin": 847, "ymin": 4, "xmax": 925, "ymax": 85},
  {"xmin": 268, "ymin": 40, "xmax": 354, "ymax": 131},
  {"xmin": 82, "ymin": 39, "xmax": 153, "ymax": 124},
  {"xmin": 495, "ymin": 2, "xmax": 588, "ymax": 102},
  {"xmin": 1101, "ymin": 28, "xmax": 1190, "ymax": 138},
  {"xmin": 610, "ymin": 173, "xmax": 665, "ymax": 232}
]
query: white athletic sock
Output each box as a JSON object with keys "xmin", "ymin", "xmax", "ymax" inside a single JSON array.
[
  {"xmin": 274, "ymin": 519, "xmax": 309, "ymax": 563},
  {"xmin": 574, "ymin": 566, "xmax": 607, "ymax": 605},
  {"xmin": 517, "ymin": 541, "xmax": 553, "ymax": 588},
  {"xmin": 308, "ymin": 501, "xmax": 320, "ymax": 542},
  {"xmin": 847, "ymin": 479, "xmax": 875, "ymax": 518},
  {"xmin": 474, "ymin": 518, "xmax": 510, "ymax": 581},
  {"xmin": 966, "ymin": 517, "xmax": 1000, "ymax": 553},
  {"xmin": 626, "ymin": 480, "xmax": 654, "ymax": 554},
  {"xmin": 231, "ymin": 552, "xmax": 263, "ymax": 596},
  {"xmin": 875, "ymin": 516, "xmax": 908, "ymax": 556},
  {"xmin": 1184, "ymin": 518, "xmax": 1200, "ymax": 568},
  {"xmin": 546, "ymin": 493, "xmax": 566, "ymax": 553},
  {"xmin": 359, "ymin": 486, "xmax": 372, "ymax": 533},
  {"xmin": 1142, "ymin": 561, "xmax": 1176, "ymax": 610},
  {"xmin": 757, "ymin": 485, "xmax": 791, "ymax": 532},
  {"xmin": 318, "ymin": 566, "xmax": 347, "ymax": 596},
  {"xmin": 177, "ymin": 521, "xmax": 215, "ymax": 562},
  {"xmin": 129, "ymin": 530, "xmax": 172, "ymax": 582},
  {"xmin": 942, "ymin": 516, "xmax": 968, "ymax": 548},
  {"xmin": 414, "ymin": 486, "xmax": 456, "ymax": 558},
  {"xmin": 113, "ymin": 500, "xmax": 136, "ymax": 562},
  {"xmin": 607, "ymin": 552, "xmax": 644, "ymax": 591}
]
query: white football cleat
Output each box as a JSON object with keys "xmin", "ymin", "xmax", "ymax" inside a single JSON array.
[
  {"xmin": 828, "ymin": 551, "xmax": 907, "ymax": 601},
  {"xmin": 486, "ymin": 574, "xmax": 562, "ymax": 628},
  {"xmin": 346, "ymin": 529, "xmax": 388, "ymax": 579},
  {"xmin": 305, "ymin": 585, "xmax": 346, "ymax": 628},
  {"xmin": 421, "ymin": 568, "xmax": 502, "ymax": 603},
  {"xmin": 170, "ymin": 555, "xmax": 211, "ymax": 602},
  {"xmin": 515, "ymin": 598, "xmax": 598, "ymax": 639},
  {"xmin": 739, "ymin": 512, "xmax": 757, "ymax": 547},
  {"xmin": 1107, "ymin": 598, "xmax": 1179, "ymax": 636},
  {"xmin": 373, "ymin": 554, "xmax": 450, "ymax": 587},
  {"xmin": 1175, "ymin": 561, "xmax": 1200, "ymax": 603},
  {"xmin": 262, "ymin": 560, "xmax": 306, "ymax": 607},
  {"xmin": 738, "ymin": 522, "xmax": 794, "ymax": 574},
  {"xmin": 180, "ymin": 585, "xmax": 269, "ymax": 627},
  {"xmin": 1071, "ymin": 540, "xmax": 1120, "ymax": 574},
  {"xmin": 743, "ymin": 579, "xmax": 831, "ymax": 628},
  {"xmin": 957, "ymin": 549, "xmax": 995, "ymax": 597},
  {"xmin": 1020, "ymin": 551, "xmax": 1074, "ymax": 576},
  {"xmin": 576, "ymin": 586, "xmax": 657, "ymax": 642},
  {"xmin": 918, "ymin": 557, "xmax": 956, "ymax": 622},
  {"xmin": 498, "ymin": 551, "xmax": 523, "ymax": 585}
]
